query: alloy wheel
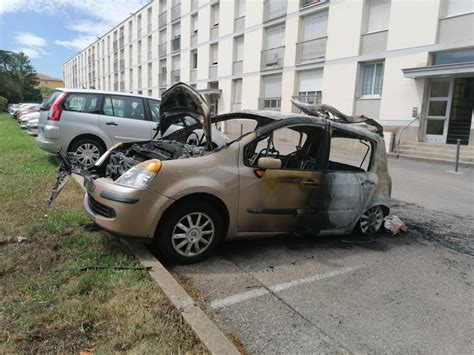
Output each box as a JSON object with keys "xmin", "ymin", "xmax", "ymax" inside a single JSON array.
[
  {"xmin": 75, "ymin": 143, "xmax": 101, "ymax": 166},
  {"xmin": 171, "ymin": 212, "xmax": 215, "ymax": 257},
  {"xmin": 360, "ymin": 205, "xmax": 384, "ymax": 235}
]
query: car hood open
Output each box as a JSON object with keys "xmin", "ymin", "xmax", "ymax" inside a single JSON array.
[
  {"xmin": 290, "ymin": 99, "xmax": 384, "ymax": 136},
  {"xmin": 159, "ymin": 82, "xmax": 212, "ymax": 149}
]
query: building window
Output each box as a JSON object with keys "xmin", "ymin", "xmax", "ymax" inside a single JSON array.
[
  {"xmin": 260, "ymin": 74, "xmax": 282, "ymax": 110},
  {"xmin": 232, "ymin": 79, "xmax": 242, "ymax": 104},
  {"xmin": 211, "ymin": 4, "xmax": 220, "ymax": 27},
  {"xmin": 235, "ymin": 0, "xmax": 245, "ymax": 18},
  {"xmin": 360, "ymin": 62, "xmax": 384, "ymax": 97},
  {"xmin": 365, "ymin": 0, "xmax": 391, "ymax": 33},
  {"xmin": 234, "ymin": 36, "xmax": 244, "ymax": 62},
  {"xmin": 443, "ymin": 0, "xmax": 473, "ymax": 17},
  {"xmin": 191, "ymin": 14, "xmax": 198, "ymax": 34},
  {"xmin": 210, "ymin": 44, "xmax": 218, "ymax": 65},
  {"xmin": 433, "ymin": 48, "xmax": 474, "ymax": 65},
  {"xmin": 191, "ymin": 50, "xmax": 198, "ymax": 69}
]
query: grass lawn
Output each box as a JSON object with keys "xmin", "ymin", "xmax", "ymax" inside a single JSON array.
[{"xmin": 0, "ymin": 113, "xmax": 206, "ymax": 353}]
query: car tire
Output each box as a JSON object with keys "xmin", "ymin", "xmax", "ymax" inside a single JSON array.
[
  {"xmin": 355, "ymin": 205, "xmax": 385, "ymax": 236},
  {"xmin": 68, "ymin": 137, "xmax": 105, "ymax": 167},
  {"xmin": 153, "ymin": 201, "xmax": 224, "ymax": 264}
]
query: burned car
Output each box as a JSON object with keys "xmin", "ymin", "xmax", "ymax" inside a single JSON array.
[{"xmin": 50, "ymin": 83, "xmax": 391, "ymax": 263}]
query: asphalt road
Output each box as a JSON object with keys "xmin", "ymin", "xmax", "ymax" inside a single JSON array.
[{"xmin": 170, "ymin": 158, "xmax": 474, "ymax": 354}]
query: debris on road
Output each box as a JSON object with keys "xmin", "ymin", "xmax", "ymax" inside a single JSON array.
[{"xmin": 384, "ymin": 215, "xmax": 408, "ymax": 235}]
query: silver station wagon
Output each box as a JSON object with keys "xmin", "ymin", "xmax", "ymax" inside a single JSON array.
[{"xmin": 50, "ymin": 83, "xmax": 391, "ymax": 264}]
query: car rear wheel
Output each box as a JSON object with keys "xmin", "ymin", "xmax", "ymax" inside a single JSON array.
[
  {"xmin": 68, "ymin": 138, "xmax": 105, "ymax": 167},
  {"xmin": 357, "ymin": 205, "xmax": 384, "ymax": 236},
  {"xmin": 153, "ymin": 201, "xmax": 224, "ymax": 264}
]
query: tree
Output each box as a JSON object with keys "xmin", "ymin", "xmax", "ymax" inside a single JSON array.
[
  {"xmin": 39, "ymin": 86, "xmax": 54, "ymax": 99},
  {"xmin": 0, "ymin": 50, "xmax": 42, "ymax": 103}
]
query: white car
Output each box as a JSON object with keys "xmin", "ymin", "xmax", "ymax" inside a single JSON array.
[
  {"xmin": 27, "ymin": 118, "xmax": 39, "ymax": 136},
  {"xmin": 20, "ymin": 111, "xmax": 40, "ymax": 129},
  {"xmin": 37, "ymin": 88, "xmax": 229, "ymax": 166}
]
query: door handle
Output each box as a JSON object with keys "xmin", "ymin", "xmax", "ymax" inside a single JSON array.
[
  {"xmin": 302, "ymin": 180, "xmax": 320, "ymax": 187},
  {"xmin": 106, "ymin": 121, "xmax": 118, "ymax": 126}
]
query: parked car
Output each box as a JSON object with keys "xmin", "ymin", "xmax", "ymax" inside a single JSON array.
[
  {"xmin": 27, "ymin": 118, "xmax": 39, "ymax": 136},
  {"xmin": 37, "ymin": 89, "xmax": 228, "ymax": 166},
  {"xmin": 15, "ymin": 104, "xmax": 41, "ymax": 120},
  {"xmin": 49, "ymin": 83, "xmax": 391, "ymax": 263},
  {"xmin": 20, "ymin": 111, "xmax": 40, "ymax": 129},
  {"xmin": 8, "ymin": 104, "xmax": 20, "ymax": 114}
]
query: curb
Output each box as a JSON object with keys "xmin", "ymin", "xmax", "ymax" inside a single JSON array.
[{"xmin": 72, "ymin": 174, "xmax": 240, "ymax": 354}]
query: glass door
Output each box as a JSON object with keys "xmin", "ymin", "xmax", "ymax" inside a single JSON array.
[{"xmin": 423, "ymin": 79, "xmax": 453, "ymax": 144}]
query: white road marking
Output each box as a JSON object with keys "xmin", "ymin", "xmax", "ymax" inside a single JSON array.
[{"xmin": 211, "ymin": 266, "xmax": 360, "ymax": 310}]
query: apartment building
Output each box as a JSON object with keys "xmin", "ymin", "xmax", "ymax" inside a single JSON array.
[{"xmin": 63, "ymin": 0, "xmax": 474, "ymax": 148}]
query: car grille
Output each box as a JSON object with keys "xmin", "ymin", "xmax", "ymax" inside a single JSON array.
[{"xmin": 87, "ymin": 194, "xmax": 116, "ymax": 218}]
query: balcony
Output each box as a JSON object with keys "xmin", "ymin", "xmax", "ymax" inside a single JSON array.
[
  {"xmin": 233, "ymin": 60, "xmax": 243, "ymax": 76},
  {"xmin": 148, "ymin": 78, "xmax": 153, "ymax": 87},
  {"xmin": 159, "ymin": 11, "xmax": 167, "ymax": 27},
  {"xmin": 261, "ymin": 46, "xmax": 285, "ymax": 70},
  {"xmin": 263, "ymin": 0, "xmax": 287, "ymax": 22},
  {"xmin": 296, "ymin": 37, "xmax": 327, "ymax": 64},
  {"xmin": 114, "ymin": 83, "xmax": 118, "ymax": 91},
  {"xmin": 172, "ymin": 36, "xmax": 181, "ymax": 52},
  {"xmin": 159, "ymin": 42, "xmax": 167, "ymax": 57},
  {"xmin": 113, "ymin": 40, "xmax": 118, "ymax": 51},
  {"xmin": 119, "ymin": 59, "xmax": 125, "ymax": 70},
  {"xmin": 138, "ymin": 28, "xmax": 142, "ymax": 38},
  {"xmin": 138, "ymin": 54, "xmax": 142, "ymax": 63},
  {"xmin": 234, "ymin": 16, "xmax": 245, "ymax": 32},
  {"xmin": 259, "ymin": 97, "xmax": 281, "ymax": 111},
  {"xmin": 113, "ymin": 61, "xmax": 118, "ymax": 72},
  {"xmin": 148, "ymin": 50, "xmax": 152, "ymax": 61},
  {"xmin": 190, "ymin": 69, "xmax": 197, "ymax": 82},
  {"xmin": 191, "ymin": 32, "xmax": 198, "ymax": 47},
  {"xmin": 210, "ymin": 26, "xmax": 219, "ymax": 40},
  {"xmin": 138, "ymin": 79, "xmax": 142, "ymax": 88},
  {"xmin": 300, "ymin": 0, "xmax": 325, "ymax": 8},
  {"xmin": 119, "ymin": 37, "xmax": 124, "ymax": 48},
  {"xmin": 171, "ymin": 69, "xmax": 180, "ymax": 83},
  {"xmin": 148, "ymin": 23, "xmax": 152, "ymax": 34},
  {"xmin": 171, "ymin": 3, "xmax": 181, "ymax": 22},
  {"xmin": 191, "ymin": 0, "xmax": 198, "ymax": 12},
  {"xmin": 209, "ymin": 65, "xmax": 218, "ymax": 79},
  {"xmin": 129, "ymin": 34, "xmax": 132, "ymax": 43},
  {"xmin": 120, "ymin": 81, "xmax": 125, "ymax": 91}
]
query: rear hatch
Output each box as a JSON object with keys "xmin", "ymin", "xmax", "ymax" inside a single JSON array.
[{"xmin": 38, "ymin": 89, "xmax": 65, "ymax": 135}]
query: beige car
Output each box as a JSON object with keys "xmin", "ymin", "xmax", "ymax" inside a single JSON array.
[{"xmin": 50, "ymin": 83, "xmax": 391, "ymax": 263}]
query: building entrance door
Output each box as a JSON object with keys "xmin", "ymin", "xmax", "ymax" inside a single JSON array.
[{"xmin": 423, "ymin": 79, "xmax": 453, "ymax": 144}]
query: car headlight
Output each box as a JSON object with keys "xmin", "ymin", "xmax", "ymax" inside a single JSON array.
[{"xmin": 115, "ymin": 159, "xmax": 162, "ymax": 188}]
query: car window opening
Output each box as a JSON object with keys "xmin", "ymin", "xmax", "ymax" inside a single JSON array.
[{"xmin": 329, "ymin": 130, "xmax": 374, "ymax": 172}]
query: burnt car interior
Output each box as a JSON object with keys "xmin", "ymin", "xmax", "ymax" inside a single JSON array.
[
  {"xmin": 244, "ymin": 125, "xmax": 325, "ymax": 171},
  {"xmin": 329, "ymin": 129, "xmax": 374, "ymax": 172}
]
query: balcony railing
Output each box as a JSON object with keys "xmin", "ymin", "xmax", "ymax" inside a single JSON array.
[
  {"xmin": 263, "ymin": 0, "xmax": 287, "ymax": 22},
  {"xmin": 172, "ymin": 36, "xmax": 181, "ymax": 52},
  {"xmin": 114, "ymin": 83, "xmax": 118, "ymax": 91},
  {"xmin": 113, "ymin": 62, "xmax": 118, "ymax": 72},
  {"xmin": 148, "ymin": 50, "xmax": 152, "ymax": 61},
  {"xmin": 234, "ymin": 16, "xmax": 245, "ymax": 32},
  {"xmin": 159, "ymin": 11, "xmax": 167, "ymax": 27},
  {"xmin": 113, "ymin": 41, "xmax": 118, "ymax": 51},
  {"xmin": 129, "ymin": 34, "xmax": 132, "ymax": 43},
  {"xmin": 171, "ymin": 3, "xmax": 181, "ymax": 22},
  {"xmin": 209, "ymin": 65, "xmax": 218, "ymax": 79},
  {"xmin": 259, "ymin": 97, "xmax": 281, "ymax": 111},
  {"xmin": 138, "ymin": 28, "xmax": 142, "ymax": 38},
  {"xmin": 190, "ymin": 69, "xmax": 197, "ymax": 82},
  {"xmin": 191, "ymin": 0, "xmax": 198, "ymax": 12},
  {"xmin": 296, "ymin": 37, "xmax": 327, "ymax": 64},
  {"xmin": 119, "ymin": 37, "xmax": 124, "ymax": 48},
  {"xmin": 171, "ymin": 69, "xmax": 180, "ymax": 83},
  {"xmin": 148, "ymin": 78, "xmax": 152, "ymax": 86},
  {"xmin": 138, "ymin": 54, "xmax": 142, "ymax": 63},
  {"xmin": 148, "ymin": 23, "xmax": 152, "ymax": 34},
  {"xmin": 159, "ymin": 72, "xmax": 167, "ymax": 84},
  {"xmin": 261, "ymin": 46, "xmax": 285, "ymax": 70},
  {"xmin": 119, "ymin": 59, "xmax": 125, "ymax": 70},
  {"xmin": 210, "ymin": 26, "xmax": 219, "ymax": 40},
  {"xmin": 233, "ymin": 60, "xmax": 243, "ymax": 76},
  {"xmin": 120, "ymin": 81, "xmax": 125, "ymax": 91},
  {"xmin": 291, "ymin": 93, "xmax": 322, "ymax": 112},
  {"xmin": 159, "ymin": 42, "xmax": 167, "ymax": 56},
  {"xmin": 191, "ymin": 33, "xmax": 198, "ymax": 47},
  {"xmin": 300, "ymin": 0, "xmax": 324, "ymax": 8}
]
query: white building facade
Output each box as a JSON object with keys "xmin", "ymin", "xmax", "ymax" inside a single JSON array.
[{"xmin": 63, "ymin": 0, "xmax": 474, "ymax": 147}]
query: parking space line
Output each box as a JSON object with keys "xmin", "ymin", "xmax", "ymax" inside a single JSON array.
[{"xmin": 210, "ymin": 266, "xmax": 360, "ymax": 310}]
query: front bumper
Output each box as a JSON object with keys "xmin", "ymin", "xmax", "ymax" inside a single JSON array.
[{"xmin": 83, "ymin": 177, "xmax": 174, "ymax": 238}]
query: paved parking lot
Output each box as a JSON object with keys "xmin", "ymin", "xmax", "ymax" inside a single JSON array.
[{"xmin": 170, "ymin": 159, "xmax": 474, "ymax": 353}]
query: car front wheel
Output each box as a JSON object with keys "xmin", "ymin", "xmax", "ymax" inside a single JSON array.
[
  {"xmin": 153, "ymin": 201, "xmax": 224, "ymax": 264},
  {"xmin": 68, "ymin": 138, "xmax": 105, "ymax": 167}
]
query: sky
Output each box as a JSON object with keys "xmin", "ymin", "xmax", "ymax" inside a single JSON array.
[{"xmin": 0, "ymin": 0, "xmax": 150, "ymax": 79}]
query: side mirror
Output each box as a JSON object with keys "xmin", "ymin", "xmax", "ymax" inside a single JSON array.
[{"xmin": 258, "ymin": 157, "xmax": 281, "ymax": 170}]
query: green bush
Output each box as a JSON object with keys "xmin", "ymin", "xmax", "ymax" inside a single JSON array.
[{"xmin": 0, "ymin": 96, "xmax": 7, "ymax": 112}]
